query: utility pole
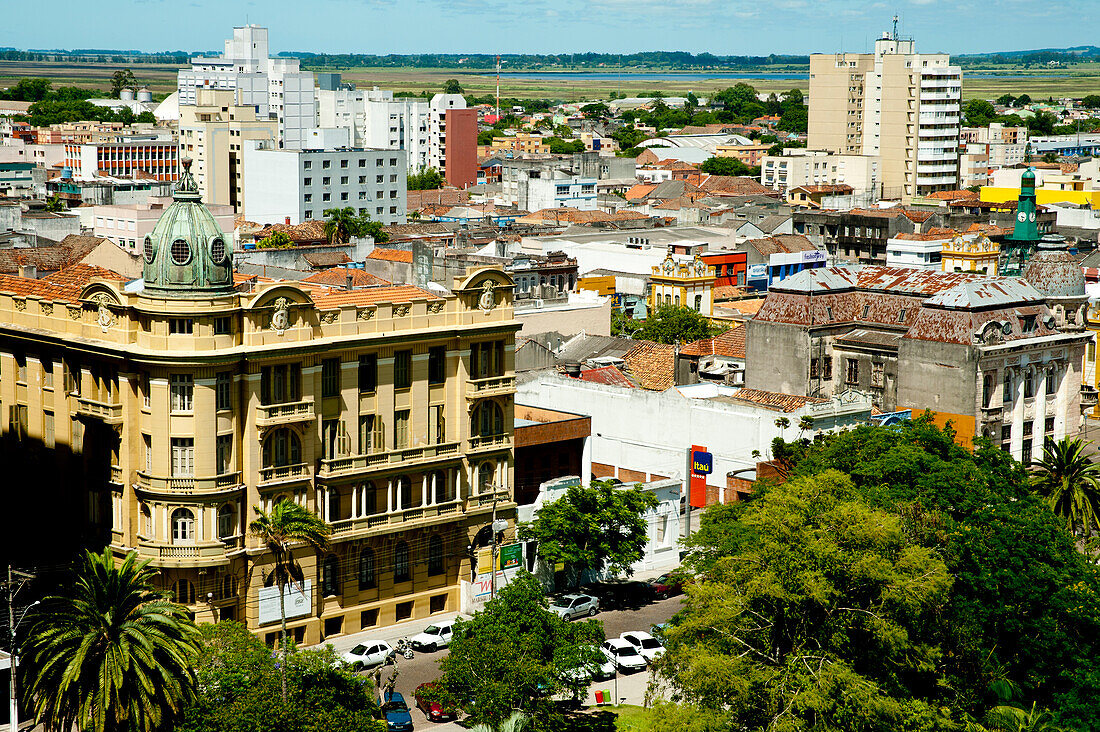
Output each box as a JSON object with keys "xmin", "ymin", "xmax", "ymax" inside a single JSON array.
[
  {"xmin": 7, "ymin": 565, "xmax": 35, "ymax": 732},
  {"xmin": 490, "ymin": 497, "xmax": 499, "ymax": 601}
]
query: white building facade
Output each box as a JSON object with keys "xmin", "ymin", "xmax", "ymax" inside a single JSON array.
[{"xmin": 177, "ymin": 25, "xmax": 315, "ymax": 150}]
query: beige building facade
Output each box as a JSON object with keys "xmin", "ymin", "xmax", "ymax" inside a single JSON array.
[
  {"xmin": 0, "ymin": 168, "xmax": 519, "ymax": 645},
  {"xmin": 179, "ymin": 89, "xmax": 279, "ymax": 210},
  {"xmin": 760, "ymin": 148, "xmax": 881, "ymax": 195},
  {"xmin": 809, "ymin": 33, "xmax": 962, "ymax": 200}
]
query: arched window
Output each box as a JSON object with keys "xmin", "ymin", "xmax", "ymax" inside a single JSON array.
[
  {"xmin": 173, "ymin": 579, "xmax": 195, "ymax": 604},
  {"xmin": 322, "ymin": 554, "xmax": 340, "ymax": 597},
  {"xmin": 472, "ymin": 401, "xmax": 504, "ymax": 437},
  {"xmin": 478, "ymin": 461, "xmax": 496, "ymax": 495},
  {"xmin": 171, "ymin": 508, "xmax": 194, "ymax": 543},
  {"xmin": 262, "ymin": 428, "xmax": 301, "ymax": 468},
  {"xmin": 140, "ymin": 503, "xmax": 152, "ymax": 537},
  {"xmin": 358, "ymin": 548, "xmax": 376, "ymax": 590},
  {"xmin": 428, "ymin": 535, "xmax": 444, "ymax": 576},
  {"xmin": 393, "ymin": 541, "xmax": 410, "ymax": 583},
  {"xmin": 217, "ymin": 503, "xmax": 235, "ymax": 539}
]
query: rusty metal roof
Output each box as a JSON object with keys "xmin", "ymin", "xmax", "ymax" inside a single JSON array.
[{"xmin": 925, "ymin": 278, "xmax": 1043, "ymax": 309}]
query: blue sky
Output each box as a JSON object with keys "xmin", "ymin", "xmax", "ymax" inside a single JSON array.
[{"xmin": 3, "ymin": 0, "xmax": 1095, "ymax": 55}]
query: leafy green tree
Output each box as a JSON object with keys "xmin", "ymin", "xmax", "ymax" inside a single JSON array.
[
  {"xmin": 1083, "ymin": 95, "xmax": 1100, "ymax": 109},
  {"xmin": 658, "ymin": 470, "xmax": 954, "ymax": 728},
  {"xmin": 966, "ymin": 98, "xmax": 998, "ymax": 126},
  {"xmin": 431, "ymin": 573, "xmax": 603, "ymax": 729},
  {"xmin": 0, "ymin": 77, "xmax": 52, "ymax": 102},
  {"xmin": 699, "ymin": 156, "xmax": 754, "ymax": 177},
  {"xmin": 633, "ymin": 305, "xmax": 726, "ymax": 345},
  {"xmin": 611, "ymin": 125, "xmax": 649, "ymax": 151},
  {"xmin": 442, "ymin": 78, "xmax": 464, "ymax": 94},
  {"xmin": 547, "ymin": 137, "xmax": 585, "ymax": 154},
  {"xmin": 110, "ymin": 68, "xmax": 137, "ymax": 97},
  {"xmin": 518, "ymin": 480, "xmax": 659, "ymax": 585},
  {"xmin": 178, "ymin": 622, "xmax": 383, "ymax": 732},
  {"xmin": 323, "ymin": 206, "xmax": 359, "ymax": 245},
  {"xmin": 997, "ymin": 94, "xmax": 1017, "ymax": 106},
  {"xmin": 580, "ymin": 102, "xmax": 609, "ymax": 119},
  {"xmin": 44, "ymin": 194, "xmax": 64, "ymax": 212},
  {"xmin": 136, "ymin": 111, "xmax": 156, "ymax": 124},
  {"xmin": 248, "ymin": 501, "xmax": 331, "ymax": 701},
  {"xmin": 1042, "ymin": 152, "xmax": 1059, "ymax": 163},
  {"xmin": 1031, "ymin": 436, "xmax": 1100, "ymax": 536},
  {"xmin": 258, "ymin": 231, "xmax": 294, "ymax": 249},
  {"xmin": 407, "ymin": 167, "xmax": 444, "ymax": 190},
  {"xmin": 20, "ymin": 549, "xmax": 202, "ymax": 732},
  {"xmin": 1027, "ymin": 110, "xmax": 1058, "ymax": 136},
  {"xmin": 1014, "ymin": 94, "xmax": 1033, "ymax": 108}
]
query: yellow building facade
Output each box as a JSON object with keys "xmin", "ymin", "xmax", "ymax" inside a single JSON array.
[
  {"xmin": 0, "ymin": 169, "xmax": 518, "ymax": 645},
  {"xmin": 942, "ymin": 233, "xmax": 999, "ymax": 275},
  {"xmin": 648, "ymin": 255, "xmax": 716, "ymax": 315}
]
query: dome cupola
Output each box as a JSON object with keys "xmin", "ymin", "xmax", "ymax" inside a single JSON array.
[{"xmin": 142, "ymin": 159, "xmax": 234, "ymax": 298}]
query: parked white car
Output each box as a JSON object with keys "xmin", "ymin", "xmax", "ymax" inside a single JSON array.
[
  {"xmin": 409, "ymin": 620, "xmax": 456, "ymax": 652},
  {"xmin": 549, "ymin": 594, "xmax": 599, "ymax": 621},
  {"xmin": 620, "ymin": 631, "xmax": 664, "ymax": 664},
  {"xmin": 601, "ymin": 638, "xmax": 648, "ymax": 672},
  {"xmin": 342, "ymin": 640, "xmax": 395, "ymax": 669}
]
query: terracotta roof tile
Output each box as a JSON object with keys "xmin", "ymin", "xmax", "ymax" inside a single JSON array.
[
  {"xmin": 310, "ymin": 284, "xmax": 439, "ymax": 309},
  {"xmin": 622, "ymin": 341, "xmax": 677, "ymax": 391},
  {"xmin": 254, "ymin": 221, "xmax": 328, "ymax": 243},
  {"xmin": 925, "ymin": 189, "xmax": 979, "ymax": 201},
  {"xmin": 575, "ymin": 365, "xmax": 636, "ymax": 388},
  {"xmin": 302, "ymin": 251, "xmax": 352, "ymax": 267},
  {"xmin": 625, "ymin": 183, "xmax": 658, "ymax": 202},
  {"xmin": 302, "ymin": 268, "xmax": 392, "ymax": 287},
  {"xmin": 42, "ymin": 263, "xmax": 126, "ymax": 288},
  {"xmin": 680, "ymin": 327, "xmax": 746, "ymax": 358},
  {"xmin": 730, "ymin": 388, "xmax": 828, "ymax": 412},
  {"xmin": 791, "ymin": 184, "xmax": 854, "ymax": 195},
  {"xmin": 0, "ymin": 235, "xmax": 109, "ymax": 274},
  {"xmin": 366, "ymin": 248, "xmax": 414, "ymax": 263}
]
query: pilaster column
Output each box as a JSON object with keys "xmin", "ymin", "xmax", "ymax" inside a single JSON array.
[
  {"xmin": 421, "ymin": 474, "xmax": 429, "ymax": 507},
  {"xmin": 1054, "ymin": 361, "xmax": 1069, "ymax": 440},
  {"xmin": 387, "ymin": 478, "xmax": 394, "ymax": 513},
  {"xmin": 1035, "ymin": 362, "xmax": 1048, "ymax": 457},
  {"xmin": 1011, "ymin": 367, "xmax": 1025, "ymax": 460}
]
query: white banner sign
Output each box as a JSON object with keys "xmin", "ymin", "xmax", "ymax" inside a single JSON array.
[{"xmin": 258, "ymin": 580, "xmax": 312, "ymax": 626}]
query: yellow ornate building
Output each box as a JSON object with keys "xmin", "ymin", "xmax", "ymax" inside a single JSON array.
[
  {"xmin": 941, "ymin": 232, "xmax": 1000, "ymax": 275},
  {"xmin": 647, "ymin": 255, "xmax": 716, "ymax": 316},
  {"xmin": 0, "ymin": 164, "xmax": 518, "ymax": 644}
]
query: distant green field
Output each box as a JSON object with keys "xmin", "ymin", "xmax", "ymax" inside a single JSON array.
[{"xmin": 2, "ymin": 59, "xmax": 1100, "ymax": 103}]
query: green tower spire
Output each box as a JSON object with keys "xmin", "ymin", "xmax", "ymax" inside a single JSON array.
[
  {"xmin": 142, "ymin": 159, "xmax": 235, "ymax": 299},
  {"xmin": 1010, "ymin": 167, "xmax": 1040, "ymax": 243}
]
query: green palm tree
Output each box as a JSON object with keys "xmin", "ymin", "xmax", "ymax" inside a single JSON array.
[
  {"xmin": 1030, "ymin": 436, "xmax": 1100, "ymax": 536},
  {"xmin": 249, "ymin": 500, "xmax": 332, "ymax": 701},
  {"xmin": 323, "ymin": 206, "xmax": 360, "ymax": 245},
  {"xmin": 20, "ymin": 548, "xmax": 201, "ymax": 732},
  {"xmin": 469, "ymin": 711, "xmax": 529, "ymax": 732},
  {"xmin": 985, "ymin": 702, "xmax": 1063, "ymax": 732}
]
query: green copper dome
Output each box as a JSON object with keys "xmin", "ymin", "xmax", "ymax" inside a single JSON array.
[{"xmin": 142, "ymin": 159, "xmax": 234, "ymax": 298}]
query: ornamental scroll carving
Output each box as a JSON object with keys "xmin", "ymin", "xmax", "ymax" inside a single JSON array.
[{"xmin": 270, "ymin": 297, "xmax": 291, "ymax": 335}]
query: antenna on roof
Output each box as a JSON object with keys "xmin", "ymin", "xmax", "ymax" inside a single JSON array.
[{"xmin": 892, "ymin": 15, "xmax": 899, "ymax": 41}]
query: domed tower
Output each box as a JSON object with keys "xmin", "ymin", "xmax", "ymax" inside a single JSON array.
[
  {"xmin": 1022, "ymin": 233, "xmax": 1087, "ymax": 331},
  {"xmin": 142, "ymin": 159, "xmax": 234, "ymax": 298}
]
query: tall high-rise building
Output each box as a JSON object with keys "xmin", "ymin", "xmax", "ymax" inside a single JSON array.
[
  {"xmin": 809, "ymin": 31, "xmax": 962, "ymax": 200},
  {"xmin": 178, "ymin": 25, "xmax": 316, "ymax": 150}
]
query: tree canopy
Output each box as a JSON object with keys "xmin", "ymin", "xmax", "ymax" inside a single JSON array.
[
  {"xmin": 654, "ymin": 417, "xmax": 1100, "ymax": 732},
  {"xmin": 622, "ymin": 305, "xmax": 727, "ymax": 344},
  {"xmin": 518, "ymin": 480, "xmax": 659, "ymax": 585},
  {"xmin": 431, "ymin": 573, "xmax": 604, "ymax": 730},
  {"xmin": 407, "ymin": 167, "xmax": 444, "ymax": 190},
  {"xmin": 699, "ymin": 156, "xmax": 757, "ymax": 177}
]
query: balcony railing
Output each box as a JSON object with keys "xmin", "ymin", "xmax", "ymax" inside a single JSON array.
[
  {"xmin": 256, "ymin": 399, "xmax": 315, "ymax": 427},
  {"xmin": 468, "ymin": 434, "xmax": 512, "ymax": 452},
  {"xmin": 74, "ymin": 396, "xmax": 124, "ymax": 424},
  {"xmin": 318, "ymin": 441, "xmax": 461, "ymax": 478},
  {"xmin": 136, "ymin": 471, "xmax": 242, "ymax": 494},
  {"xmin": 328, "ymin": 500, "xmax": 462, "ymax": 537},
  {"xmin": 110, "ymin": 465, "xmax": 123, "ymax": 484},
  {"xmin": 1082, "ymin": 385, "xmax": 1099, "ymax": 409},
  {"xmin": 466, "ymin": 375, "xmax": 516, "ymax": 398},
  {"xmin": 258, "ymin": 463, "xmax": 310, "ymax": 486},
  {"xmin": 136, "ymin": 542, "xmax": 229, "ymax": 561}
]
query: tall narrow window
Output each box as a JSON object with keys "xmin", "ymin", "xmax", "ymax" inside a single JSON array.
[
  {"xmin": 1046, "ymin": 368, "xmax": 1056, "ymax": 395},
  {"xmin": 323, "ymin": 419, "xmax": 340, "ymax": 460},
  {"xmin": 43, "ymin": 411, "xmax": 54, "ymax": 449},
  {"xmin": 216, "ymin": 434, "xmax": 233, "ymax": 474},
  {"xmin": 429, "ymin": 405, "xmax": 445, "ymax": 444},
  {"xmin": 216, "ymin": 372, "xmax": 231, "ymax": 410},
  {"xmin": 359, "ymin": 548, "xmax": 376, "ymax": 590},
  {"xmin": 171, "ymin": 508, "xmax": 195, "ymax": 542},
  {"xmin": 171, "ymin": 438, "xmax": 195, "ymax": 477},
  {"xmin": 260, "ymin": 364, "xmax": 300, "ymax": 405},
  {"xmin": 393, "ymin": 541, "xmax": 410, "ymax": 582},
  {"xmin": 144, "ymin": 434, "xmax": 152, "ymax": 472},
  {"xmin": 358, "ymin": 354, "xmax": 377, "ymax": 393},
  {"xmin": 428, "ymin": 534, "xmax": 444, "ymax": 576},
  {"xmin": 471, "ymin": 341, "xmax": 505, "ymax": 379},
  {"xmin": 394, "ymin": 350, "xmax": 412, "ymax": 390},
  {"xmin": 41, "ymin": 358, "xmax": 53, "ymax": 388},
  {"xmin": 322, "ymin": 358, "xmax": 340, "ymax": 398},
  {"xmin": 394, "ymin": 410, "xmax": 410, "ymax": 449},
  {"xmin": 1003, "ymin": 371, "xmax": 1013, "ymax": 403},
  {"xmin": 322, "ymin": 555, "xmax": 340, "ymax": 597},
  {"xmin": 428, "ymin": 346, "xmax": 446, "ymax": 384},
  {"xmin": 360, "ymin": 414, "xmax": 384, "ymax": 454},
  {"xmin": 170, "ymin": 374, "xmax": 193, "ymax": 412},
  {"xmin": 217, "ymin": 503, "xmax": 235, "ymax": 539}
]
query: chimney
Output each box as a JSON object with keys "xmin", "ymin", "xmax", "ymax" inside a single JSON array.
[
  {"xmin": 285, "ymin": 216, "xmax": 291, "ymax": 225},
  {"xmin": 346, "ymin": 273, "xmax": 354, "ymax": 290},
  {"xmin": 563, "ymin": 361, "xmax": 581, "ymax": 378},
  {"xmin": 19, "ymin": 264, "xmax": 37, "ymax": 279}
]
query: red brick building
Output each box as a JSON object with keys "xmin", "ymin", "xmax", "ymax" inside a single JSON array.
[{"xmin": 443, "ymin": 109, "xmax": 478, "ymax": 189}]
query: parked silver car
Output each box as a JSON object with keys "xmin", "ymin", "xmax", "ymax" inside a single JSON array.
[{"xmin": 549, "ymin": 593, "xmax": 599, "ymax": 621}]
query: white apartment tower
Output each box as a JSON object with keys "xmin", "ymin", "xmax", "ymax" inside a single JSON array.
[
  {"xmin": 316, "ymin": 86, "xmax": 467, "ymax": 175},
  {"xmin": 809, "ymin": 31, "xmax": 962, "ymax": 200},
  {"xmin": 178, "ymin": 25, "xmax": 316, "ymax": 150}
]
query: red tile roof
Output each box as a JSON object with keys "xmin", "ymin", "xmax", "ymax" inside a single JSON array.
[
  {"xmin": 302, "ymin": 268, "xmax": 391, "ymax": 287},
  {"xmin": 622, "ymin": 341, "xmax": 677, "ymax": 391},
  {"xmin": 309, "ymin": 284, "xmax": 439, "ymax": 309},
  {"xmin": 680, "ymin": 327, "xmax": 746, "ymax": 358},
  {"xmin": 791, "ymin": 184, "xmax": 854, "ymax": 195},
  {"xmin": 366, "ymin": 248, "xmax": 414, "ymax": 263},
  {"xmin": 730, "ymin": 388, "xmax": 829, "ymax": 412},
  {"xmin": 575, "ymin": 365, "xmax": 636, "ymax": 388},
  {"xmin": 42, "ymin": 263, "xmax": 126, "ymax": 288},
  {"xmin": 624, "ymin": 183, "xmax": 658, "ymax": 202},
  {"xmin": 254, "ymin": 220, "xmax": 328, "ymax": 243}
]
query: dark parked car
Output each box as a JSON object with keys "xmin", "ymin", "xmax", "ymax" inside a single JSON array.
[
  {"xmin": 381, "ymin": 691, "xmax": 414, "ymax": 732},
  {"xmin": 414, "ymin": 683, "xmax": 457, "ymax": 722},
  {"xmin": 582, "ymin": 579, "xmax": 654, "ymax": 610},
  {"xmin": 648, "ymin": 573, "xmax": 684, "ymax": 599}
]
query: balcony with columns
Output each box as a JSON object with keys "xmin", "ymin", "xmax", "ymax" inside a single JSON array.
[
  {"xmin": 323, "ymin": 468, "xmax": 466, "ymax": 542},
  {"xmin": 317, "ymin": 441, "xmax": 461, "ymax": 481}
]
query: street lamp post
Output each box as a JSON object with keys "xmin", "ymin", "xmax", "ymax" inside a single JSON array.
[{"xmin": 6, "ymin": 565, "xmax": 37, "ymax": 732}]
